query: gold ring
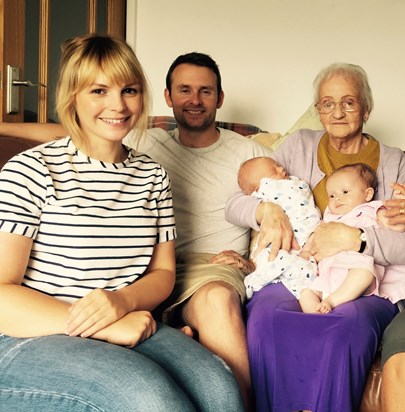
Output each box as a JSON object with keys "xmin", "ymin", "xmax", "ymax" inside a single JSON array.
[{"xmin": 400, "ymin": 208, "xmax": 405, "ymax": 215}]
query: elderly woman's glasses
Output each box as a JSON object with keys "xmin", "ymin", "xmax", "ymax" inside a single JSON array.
[{"xmin": 315, "ymin": 97, "xmax": 362, "ymax": 114}]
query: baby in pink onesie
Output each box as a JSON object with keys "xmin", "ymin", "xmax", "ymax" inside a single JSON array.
[{"xmin": 300, "ymin": 163, "xmax": 403, "ymax": 314}]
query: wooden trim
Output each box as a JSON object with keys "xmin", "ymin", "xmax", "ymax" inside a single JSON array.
[
  {"xmin": 106, "ymin": 0, "xmax": 126, "ymax": 38},
  {"xmin": 88, "ymin": 0, "xmax": 97, "ymax": 34},
  {"xmin": 1, "ymin": 0, "xmax": 25, "ymax": 122},
  {"xmin": 38, "ymin": 0, "xmax": 49, "ymax": 123}
]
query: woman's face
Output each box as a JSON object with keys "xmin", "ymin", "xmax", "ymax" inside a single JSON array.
[
  {"xmin": 317, "ymin": 75, "xmax": 368, "ymax": 142},
  {"xmin": 75, "ymin": 73, "xmax": 142, "ymax": 150}
]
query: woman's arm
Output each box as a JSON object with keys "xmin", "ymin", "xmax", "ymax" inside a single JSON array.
[
  {"xmin": 309, "ymin": 219, "xmax": 405, "ymax": 266},
  {"xmin": 0, "ymin": 230, "xmax": 172, "ymax": 347},
  {"xmin": 0, "ymin": 122, "xmax": 66, "ymax": 143},
  {"xmin": 225, "ymin": 191, "xmax": 261, "ymax": 230},
  {"xmin": 308, "ymin": 222, "xmax": 363, "ymax": 262},
  {"xmin": 225, "ymin": 191, "xmax": 297, "ymax": 260},
  {"xmin": 363, "ymin": 226, "xmax": 405, "ymax": 266},
  {"xmin": 67, "ymin": 240, "xmax": 176, "ymax": 338},
  {"xmin": 0, "ymin": 232, "xmax": 70, "ymax": 337}
]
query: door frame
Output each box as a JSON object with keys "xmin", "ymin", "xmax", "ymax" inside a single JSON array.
[
  {"xmin": 0, "ymin": 0, "xmax": 126, "ymax": 123},
  {"xmin": 0, "ymin": 0, "xmax": 25, "ymax": 122}
]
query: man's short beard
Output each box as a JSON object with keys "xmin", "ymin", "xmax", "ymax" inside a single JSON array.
[{"xmin": 176, "ymin": 113, "xmax": 216, "ymax": 132}]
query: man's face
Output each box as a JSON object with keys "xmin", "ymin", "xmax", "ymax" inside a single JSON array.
[{"xmin": 164, "ymin": 63, "xmax": 224, "ymax": 132}]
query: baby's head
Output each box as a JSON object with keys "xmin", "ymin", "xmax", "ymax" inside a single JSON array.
[
  {"xmin": 326, "ymin": 163, "xmax": 377, "ymax": 215},
  {"xmin": 238, "ymin": 156, "xmax": 288, "ymax": 195}
]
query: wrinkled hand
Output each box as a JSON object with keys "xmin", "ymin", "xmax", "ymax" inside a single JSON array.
[
  {"xmin": 380, "ymin": 183, "xmax": 405, "ymax": 232},
  {"xmin": 254, "ymin": 201, "xmax": 299, "ymax": 260},
  {"xmin": 92, "ymin": 311, "xmax": 156, "ymax": 348},
  {"xmin": 66, "ymin": 289, "xmax": 130, "ymax": 338},
  {"xmin": 300, "ymin": 233, "xmax": 314, "ymax": 260},
  {"xmin": 309, "ymin": 221, "xmax": 360, "ymax": 262},
  {"xmin": 210, "ymin": 250, "xmax": 256, "ymax": 274},
  {"xmin": 391, "ymin": 182, "xmax": 405, "ymax": 200}
]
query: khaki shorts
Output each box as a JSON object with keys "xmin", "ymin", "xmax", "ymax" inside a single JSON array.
[
  {"xmin": 382, "ymin": 311, "xmax": 405, "ymax": 367},
  {"xmin": 161, "ymin": 252, "xmax": 247, "ymax": 325}
]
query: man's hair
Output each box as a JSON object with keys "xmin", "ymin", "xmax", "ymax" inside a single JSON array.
[
  {"xmin": 165, "ymin": 52, "xmax": 222, "ymax": 97},
  {"xmin": 330, "ymin": 163, "xmax": 377, "ymax": 191}
]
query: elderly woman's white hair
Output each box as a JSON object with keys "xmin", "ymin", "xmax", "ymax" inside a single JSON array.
[{"xmin": 313, "ymin": 62, "xmax": 374, "ymax": 115}]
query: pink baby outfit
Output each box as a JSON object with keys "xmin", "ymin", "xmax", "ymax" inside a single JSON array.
[{"xmin": 310, "ymin": 200, "xmax": 384, "ymax": 298}]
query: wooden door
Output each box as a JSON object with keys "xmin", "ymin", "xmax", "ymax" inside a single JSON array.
[{"xmin": 0, "ymin": 0, "xmax": 126, "ymax": 123}]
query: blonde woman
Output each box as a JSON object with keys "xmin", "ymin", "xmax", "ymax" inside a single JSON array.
[{"xmin": 0, "ymin": 34, "xmax": 243, "ymax": 411}]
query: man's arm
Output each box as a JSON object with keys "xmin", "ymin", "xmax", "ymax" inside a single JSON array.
[{"xmin": 0, "ymin": 122, "xmax": 66, "ymax": 143}]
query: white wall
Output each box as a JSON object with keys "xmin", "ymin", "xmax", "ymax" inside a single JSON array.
[{"xmin": 129, "ymin": 0, "xmax": 405, "ymax": 150}]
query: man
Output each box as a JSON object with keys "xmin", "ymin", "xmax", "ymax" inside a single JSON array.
[{"xmin": 0, "ymin": 52, "xmax": 271, "ymax": 410}]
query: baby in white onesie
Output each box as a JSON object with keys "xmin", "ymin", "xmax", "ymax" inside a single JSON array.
[{"xmin": 238, "ymin": 156, "xmax": 321, "ymax": 299}]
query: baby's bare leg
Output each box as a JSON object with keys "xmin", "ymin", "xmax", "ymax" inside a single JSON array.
[
  {"xmin": 323, "ymin": 268, "xmax": 375, "ymax": 310},
  {"xmin": 299, "ymin": 288, "xmax": 323, "ymax": 313}
]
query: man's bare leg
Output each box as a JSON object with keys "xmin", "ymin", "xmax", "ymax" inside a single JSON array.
[
  {"xmin": 182, "ymin": 281, "xmax": 252, "ymax": 411},
  {"xmin": 382, "ymin": 353, "xmax": 405, "ymax": 411}
]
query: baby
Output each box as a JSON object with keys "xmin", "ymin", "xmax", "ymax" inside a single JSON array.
[
  {"xmin": 300, "ymin": 163, "xmax": 388, "ymax": 313},
  {"xmin": 238, "ymin": 156, "xmax": 321, "ymax": 299}
]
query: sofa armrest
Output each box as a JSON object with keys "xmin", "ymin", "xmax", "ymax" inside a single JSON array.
[{"xmin": 0, "ymin": 135, "xmax": 39, "ymax": 170}]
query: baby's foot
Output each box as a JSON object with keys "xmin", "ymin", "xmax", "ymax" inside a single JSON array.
[{"xmin": 318, "ymin": 297, "xmax": 334, "ymax": 314}]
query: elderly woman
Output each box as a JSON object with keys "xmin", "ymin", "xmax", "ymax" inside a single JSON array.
[{"xmin": 226, "ymin": 62, "xmax": 405, "ymax": 411}]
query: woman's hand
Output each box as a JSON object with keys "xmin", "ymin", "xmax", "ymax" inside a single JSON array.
[
  {"xmin": 91, "ymin": 311, "xmax": 157, "ymax": 348},
  {"xmin": 210, "ymin": 250, "xmax": 256, "ymax": 274},
  {"xmin": 309, "ymin": 221, "xmax": 361, "ymax": 262},
  {"xmin": 66, "ymin": 289, "xmax": 130, "ymax": 338},
  {"xmin": 254, "ymin": 201, "xmax": 298, "ymax": 260},
  {"xmin": 379, "ymin": 183, "xmax": 405, "ymax": 232}
]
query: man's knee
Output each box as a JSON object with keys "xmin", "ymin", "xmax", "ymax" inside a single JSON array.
[
  {"xmin": 196, "ymin": 281, "xmax": 240, "ymax": 307},
  {"xmin": 383, "ymin": 352, "xmax": 405, "ymax": 379},
  {"xmin": 183, "ymin": 282, "xmax": 242, "ymax": 325}
]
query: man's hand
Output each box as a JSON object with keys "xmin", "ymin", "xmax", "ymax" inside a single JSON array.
[
  {"xmin": 309, "ymin": 221, "xmax": 361, "ymax": 262},
  {"xmin": 254, "ymin": 201, "xmax": 298, "ymax": 260},
  {"xmin": 210, "ymin": 250, "xmax": 255, "ymax": 274}
]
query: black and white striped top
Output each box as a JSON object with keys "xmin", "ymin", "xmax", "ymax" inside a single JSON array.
[{"xmin": 0, "ymin": 137, "xmax": 176, "ymax": 302}]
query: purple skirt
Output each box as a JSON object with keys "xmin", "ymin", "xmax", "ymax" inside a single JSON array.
[{"xmin": 246, "ymin": 283, "xmax": 397, "ymax": 412}]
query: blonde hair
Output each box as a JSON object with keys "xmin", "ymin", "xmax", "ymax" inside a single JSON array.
[{"xmin": 56, "ymin": 33, "xmax": 151, "ymax": 146}]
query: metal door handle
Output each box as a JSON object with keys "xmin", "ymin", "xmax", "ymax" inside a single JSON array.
[
  {"xmin": 6, "ymin": 65, "xmax": 47, "ymax": 114},
  {"xmin": 13, "ymin": 80, "xmax": 46, "ymax": 87}
]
